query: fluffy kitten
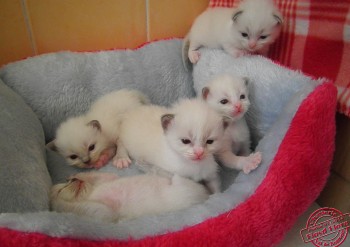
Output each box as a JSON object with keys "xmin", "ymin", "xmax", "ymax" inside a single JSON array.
[
  {"xmin": 47, "ymin": 89, "xmax": 149, "ymax": 169},
  {"xmin": 50, "ymin": 172, "xmax": 209, "ymax": 222},
  {"xmin": 202, "ymin": 74, "xmax": 261, "ymax": 174},
  {"xmin": 183, "ymin": 0, "xmax": 283, "ymax": 65},
  {"xmin": 116, "ymin": 98, "xmax": 229, "ymax": 193}
]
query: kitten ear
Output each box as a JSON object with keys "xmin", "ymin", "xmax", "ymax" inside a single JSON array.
[
  {"xmin": 222, "ymin": 116, "xmax": 232, "ymax": 130},
  {"xmin": 232, "ymin": 10, "xmax": 243, "ymax": 22},
  {"xmin": 243, "ymin": 77, "xmax": 250, "ymax": 86},
  {"xmin": 87, "ymin": 120, "xmax": 101, "ymax": 131},
  {"xmin": 161, "ymin": 114, "xmax": 175, "ymax": 132},
  {"xmin": 46, "ymin": 140, "xmax": 57, "ymax": 151},
  {"xmin": 273, "ymin": 13, "xmax": 283, "ymax": 25},
  {"xmin": 202, "ymin": 87, "xmax": 210, "ymax": 100}
]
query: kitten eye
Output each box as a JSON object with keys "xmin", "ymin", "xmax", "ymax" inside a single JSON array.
[
  {"xmin": 88, "ymin": 144, "xmax": 95, "ymax": 151},
  {"xmin": 240, "ymin": 94, "xmax": 246, "ymax": 100},
  {"xmin": 181, "ymin": 139, "xmax": 191, "ymax": 144},
  {"xmin": 220, "ymin": 99, "xmax": 229, "ymax": 104},
  {"xmin": 69, "ymin": 154, "xmax": 78, "ymax": 160},
  {"xmin": 259, "ymin": 35, "xmax": 268, "ymax": 40},
  {"xmin": 241, "ymin": 32, "xmax": 249, "ymax": 38},
  {"xmin": 206, "ymin": 140, "xmax": 214, "ymax": 144}
]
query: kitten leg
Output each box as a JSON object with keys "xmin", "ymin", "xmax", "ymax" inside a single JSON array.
[
  {"xmin": 93, "ymin": 146, "xmax": 116, "ymax": 169},
  {"xmin": 188, "ymin": 41, "xmax": 201, "ymax": 64},
  {"xmin": 113, "ymin": 141, "xmax": 132, "ymax": 169},
  {"xmin": 239, "ymin": 141, "xmax": 251, "ymax": 156},
  {"xmin": 204, "ymin": 173, "xmax": 221, "ymax": 194},
  {"xmin": 218, "ymin": 150, "xmax": 262, "ymax": 174}
]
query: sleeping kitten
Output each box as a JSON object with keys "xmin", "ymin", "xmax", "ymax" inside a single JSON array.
[
  {"xmin": 50, "ymin": 172, "xmax": 209, "ymax": 222},
  {"xmin": 183, "ymin": 0, "xmax": 283, "ymax": 65},
  {"xmin": 115, "ymin": 98, "xmax": 229, "ymax": 193},
  {"xmin": 47, "ymin": 89, "xmax": 149, "ymax": 169},
  {"xmin": 202, "ymin": 74, "xmax": 261, "ymax": 174}
]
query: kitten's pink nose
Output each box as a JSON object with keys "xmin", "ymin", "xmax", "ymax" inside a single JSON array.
[
  {"xmin": 194, "ymin": 147, "xmax": 204, "ymax": 160},
  {"xmin": 234, "ymin": 103, "xmax": 242, "ymax": 113},
  {"xmin": 248, "ymin": 40, "xmax": 257, "ymax": 49}
]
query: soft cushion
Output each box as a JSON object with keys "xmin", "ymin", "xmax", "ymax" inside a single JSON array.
[
  {"xmin": 0, "ymin": 41, "xmax": 194, "ymax": 142},
  {"xmin": 0, "ymin": 39, "xmax": 336, "ymax": 246},
  {"xmin": 0, "ymin": 79, "xmax": 51, "ymax": 213}
]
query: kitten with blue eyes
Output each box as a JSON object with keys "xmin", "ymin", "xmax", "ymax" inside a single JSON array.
[
  {"xmin": 115, "ymin": 98, "xmax": 230, "ymax": 193},
  {"xmin": 201, "ymin": 75, "xmax": 261, "ymax": 174},
  {"xmin": 47, "ymin": 89, "xmax": 149, "ymax": 169},
  {"xmin": 183, "ymin": 0, "xmax": 283, "ymax": 65}
]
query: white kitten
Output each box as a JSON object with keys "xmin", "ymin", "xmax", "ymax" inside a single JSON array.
[
  {"xmin": 47, "ymin": 89, "xmax": 149, "ymax": 169},
  {"xmin": 116, "ymin": 98, "xmax": 229, "ymax": 193},
  {"xmin": 202, "ymin": 75, "xmax": 261, "ymax": 174},
  {"xmin": 50, "ymin": 172, "xmax": 209, "ymax": 222},
  {"xmin": 183, "ymin": 0, "xmax": 283, "ymax": 65}
]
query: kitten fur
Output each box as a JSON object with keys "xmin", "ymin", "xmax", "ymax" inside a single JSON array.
[
  {"xmin": 182, "ymin": 0, "xmax": 283, "ymax": 68},
  {"xmin": 50, "ymin": 172, "xmax": 209, "ymax": 222},
  {"xmin": 202, "ymin": 75, "xmax": 261, "ymax": 174},
  {"xmin": 116, "ymin": 98, "xmax": 229, "ymax": 193},
  {"xmin": 47, "ymin": 89, "xmax": 149, "ymax": 169}
]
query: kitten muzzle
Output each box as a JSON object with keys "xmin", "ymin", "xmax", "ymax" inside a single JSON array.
[{"xmin": 192, "ymin": 148, "xmax": 205, "ymax": 161}]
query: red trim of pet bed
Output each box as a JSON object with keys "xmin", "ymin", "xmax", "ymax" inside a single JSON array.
[{"xmin": 0, "ymin": 82, "xmax": 337, "ymax": 246}]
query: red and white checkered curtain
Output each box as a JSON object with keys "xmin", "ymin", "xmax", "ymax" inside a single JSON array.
[{"xmin": 208, "ymin": 0, "xmax": 350, "ymax": 117}]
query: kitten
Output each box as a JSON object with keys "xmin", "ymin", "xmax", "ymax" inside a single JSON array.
[
  {"xmin": 201, "ymin": 74, "xmax": 261, "ymax": 174},
  {"xmin": 182, "ymin": 0, "xmax": 283, "ymax": 66},
  {"xmin": 50, "ymin": 172, "xmax": 209, "ymax": 222},
  {"xmin": 115, "ymin": 98, "xmax": 229, "ymax": 193},
  {"xmin": 47, "ymin": 89, "xmax": 149, "ymax": 169}
]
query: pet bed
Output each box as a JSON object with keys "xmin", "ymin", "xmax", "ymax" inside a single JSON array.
[{"xmin": 0, "ymin": 39, "xmax": 336, "ymax": 246}]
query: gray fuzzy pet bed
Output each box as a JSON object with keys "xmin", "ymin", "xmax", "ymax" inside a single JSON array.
[{"xmin": 0, "ymin": 39, "xmax": 336, "ymax": 246}]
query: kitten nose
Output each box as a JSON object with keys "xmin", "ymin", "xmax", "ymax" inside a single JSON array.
[
  {"xmin": 234, "ymin": 103, "xmax": 242, "ymax": 112},
  {"xmin": 194, "ymin": 147, "xmax": 204, "ymax": 159},
  {"xmin": 248, "ymin": 40, "xmax": 257, "ymax": 49},
  {"xmin": 82, "ymin": 157, "xmax": 91, "ymax": 164}
]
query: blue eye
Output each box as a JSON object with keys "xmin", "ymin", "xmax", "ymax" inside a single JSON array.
[{"xmin": 241, "ymin": 32, "xmax": 249, "ymax": 38}]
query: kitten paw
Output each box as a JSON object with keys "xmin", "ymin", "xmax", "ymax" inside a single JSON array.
[
  {"xmin": 188, "ymin": 50, "xmax": 200, "ymax": 64},
  {"xmin": 93, "ymin": 152, "xmax": 113, "ymax": 169},
  {"xmin": 240, "ymin": 152, "xmax": 262, "ymax": 174},
  {"xmin": 113, "ymin": 157, "xmax": 131, "ymax": 169}
]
